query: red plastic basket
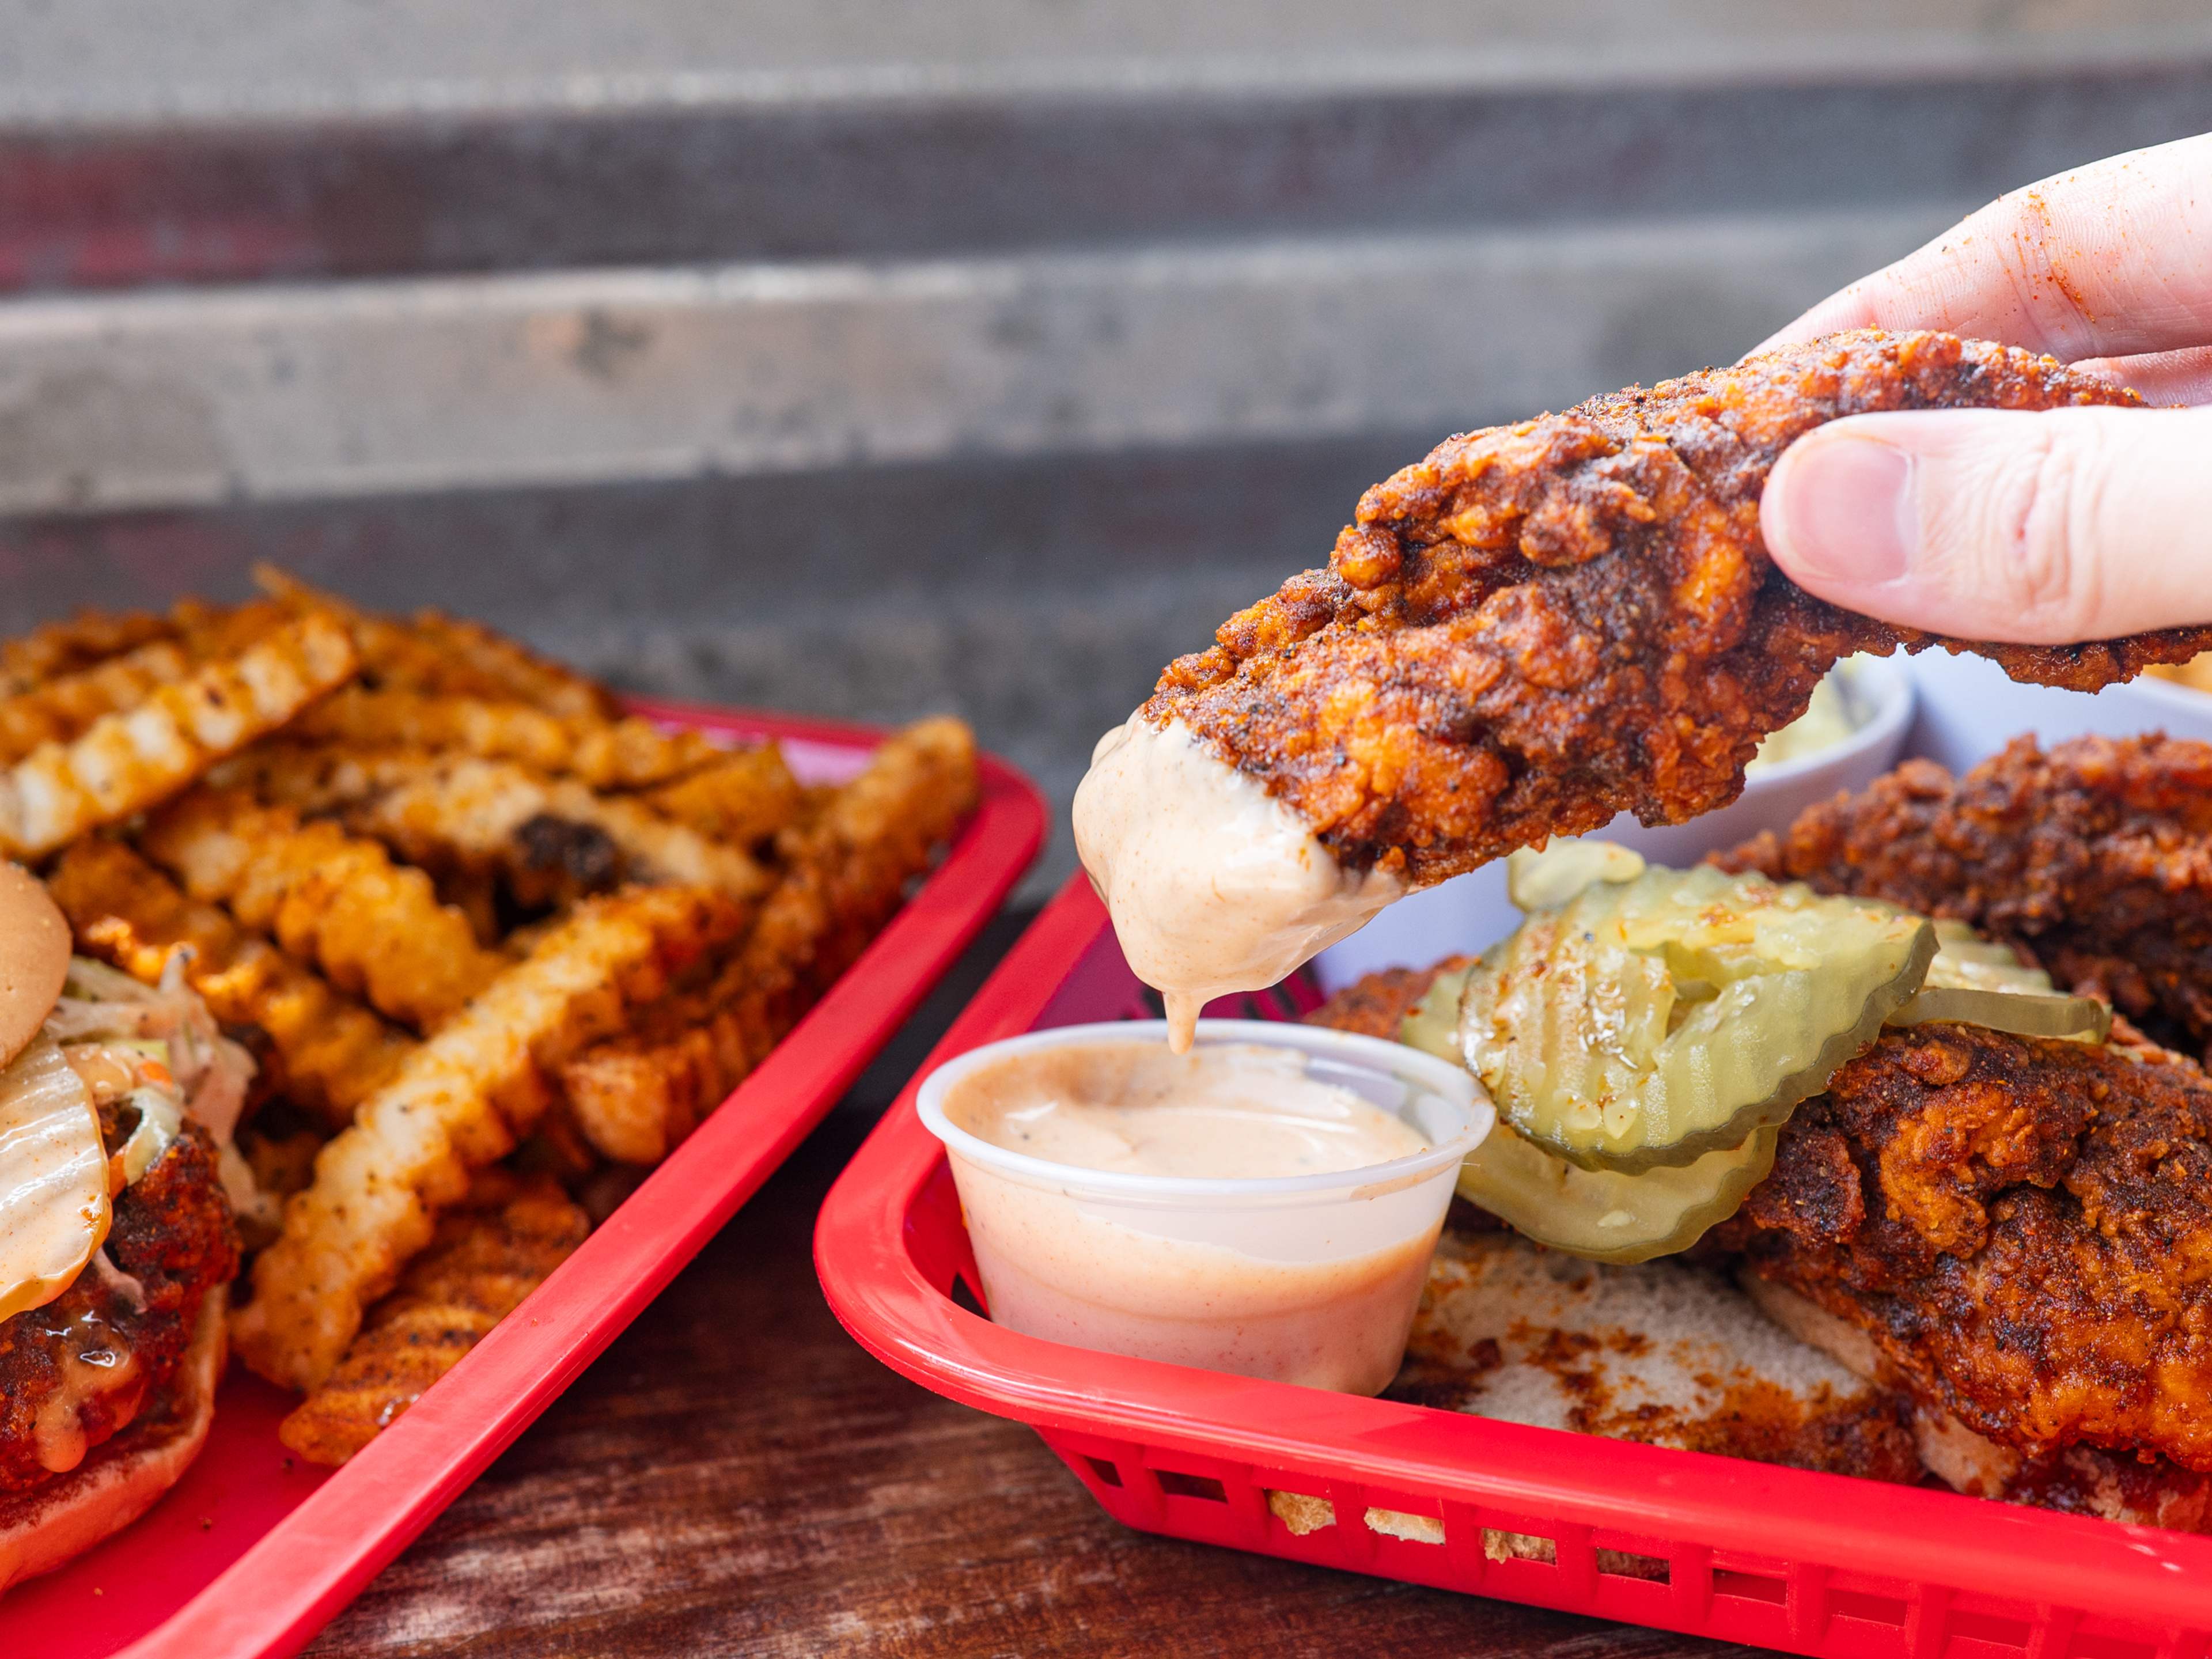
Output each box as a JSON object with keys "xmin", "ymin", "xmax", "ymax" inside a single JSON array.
[
  {"xmin": 817, "ymin": 874, "xmax": 2212, "ymax": 1659},
  {"xmin": 6, "ymin": 699, "xmax": 1046, "ymax": 1659}
]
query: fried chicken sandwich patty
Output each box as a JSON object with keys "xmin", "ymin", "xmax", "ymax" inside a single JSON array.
[{"xmin": 0, "ymin": 1121, "xmax": 235, "ymax": 1497}]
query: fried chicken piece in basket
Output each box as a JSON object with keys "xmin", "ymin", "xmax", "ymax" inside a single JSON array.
[
  {"xmin": 1145, "ymin": 331, "xmax": 2211, "ymax": 888},
  {"xmin": 1716, "ymin": 733, "xmax": 2212, "ymax": 1060},
  {"xmin": 1725, "ymin": 1022, "xmax": 2212, "ymax": 1480}
]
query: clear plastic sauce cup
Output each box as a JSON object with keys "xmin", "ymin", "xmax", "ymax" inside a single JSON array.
[{"xmin": 918, "ymin": 1019, "xmax": 1493, "ymax": 1395}]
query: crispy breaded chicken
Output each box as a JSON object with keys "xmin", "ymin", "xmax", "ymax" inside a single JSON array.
[
  {"xmin": 1147, "ymin": 331, "xmax": 2211, "ymax": 887},
  {"xmin": 1726, "ymin": 1022, "xmax": 2212, "ymax": 1475},
  {"xmin": 1717, "ymin": 733, "xmax": 2212, "ymax": 1060},
  {"xmin": 1310, "ymin": 968, "xmax": 2212, "ymax": 1510}
]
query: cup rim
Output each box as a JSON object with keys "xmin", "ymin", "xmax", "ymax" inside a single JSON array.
[{"xmin": 915, "ymin": 1018, "xmax": 1492, "ymax": 1201}]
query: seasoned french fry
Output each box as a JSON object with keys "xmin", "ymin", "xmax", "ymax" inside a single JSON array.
[
  {"xmin": 252, "ymin": 566, "xmax": 613, "ymax": 719},
  {"xmin": 219, "ymin": 746, "xmax": 770, "ymax": 906},
  {"xmin": 50, "ymin": 839, "xmax": 414, "ymax": 1128},
  {"xmin": 253, "ymin": 565, "xmax": 518, "ymax": 703},
  {"xmin": 168, "ymin": 595, "xmax": 300, "ymax": 660},
  {"xmin": 0, "ymin": 638, "xmax": 194, "ymax": 763},
  {"xmin": 404, "ymin": 610, "xmax": 615, "ymax": 721},
  {"xmin": 559, "ymin": 718, "xmax": 978, "ymax": 1164},
  {"xmin": 0, "ymin": 611, "xmax": 358, "ymax": 859},
  {"xmin": 0, "ymin": 607, "xmax": 176, "ymax": 694},
  {"xmin": 138, "ymin": 787, "xmax": 506, "ymax": 1031},
  {"xmin": 642, "ymin": 744, "xmax": 803, "ymax": 846},
  {"xmin": 277, "ymin": 1171, "xmax": 589, "ymax": 1465},
  {"xmin": 232, "ymin": 883, "xmax": 744, "ymax": 1389},
  {"xmin": 290, "ymin": 685, "xmax": 719, "ymax": 789}
]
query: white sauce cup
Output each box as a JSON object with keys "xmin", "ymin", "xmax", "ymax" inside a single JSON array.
[{"xmin": 918, "ymin": 1020, "xmax": 1491, "ymax": 1395}]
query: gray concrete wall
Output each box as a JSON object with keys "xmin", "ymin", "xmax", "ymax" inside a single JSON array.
[{"xmin": 0, "ymin": 4, "xmax": 2205, "ymax": 893}]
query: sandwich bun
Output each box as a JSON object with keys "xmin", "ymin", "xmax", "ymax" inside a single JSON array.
[{"xmin": 0, "ymin": 862, "xmax": 69, "ymax": 1070}]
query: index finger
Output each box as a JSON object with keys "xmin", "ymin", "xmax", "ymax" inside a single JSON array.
[{"xmin": 1758, "ymin": 133, "xmax": 2212, "ymax": 363}]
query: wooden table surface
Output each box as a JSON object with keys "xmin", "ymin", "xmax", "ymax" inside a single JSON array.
[{"xmin": 304, "ymin": 912, "xmax": 1750, "ymax": 1659}]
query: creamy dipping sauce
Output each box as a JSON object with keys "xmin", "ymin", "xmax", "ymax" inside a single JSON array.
[
  {"xmin": 1072, "ymin": 716, "xmax": 1400, "ymax": 1051},
  {"xmin": 946, "ymin": 1042, "xmax": 1432, "ymax": 1178},
  {"xmin": 931, "ymin": 1036, "xmax": 1467, "ymax": 1395}
]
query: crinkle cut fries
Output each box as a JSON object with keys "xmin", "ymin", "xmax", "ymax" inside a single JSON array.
[{"xmin": 16, "ymin": 567, "xmax": 981, "ymax": 1463}]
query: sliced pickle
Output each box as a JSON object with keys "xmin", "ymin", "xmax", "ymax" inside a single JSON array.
[
  {"xmin": 1899, "ymin": 919, "xmax": 2109, "ymax": 1041},
  {"xmin": 1455, "ymin": 1119, "xmax": 1778, "ymax": 1266},
  {"xmin": 1888, "ymin": 985, "xmax": 2111, "ymax": 1043},
  {"xmin": 1923, "ymin": 919, "xmax": 2054, "ymax": 995},
  {"xmin": 1399, "ymin": 964, "xmax": 1474, "ymax": 1066},
  {"xmin": 0, "ymin": 1035, "xmax": 109, "ymax": 1323},
  {"xmin": 1459, "ymin": 864, "xmax": 1934, "ymax": 1173},
  {"xmin": 1505, "ymin": 840, "xmax": 1646, "ymax": 912}
]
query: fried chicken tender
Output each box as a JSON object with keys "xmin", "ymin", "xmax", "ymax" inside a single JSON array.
[
  {"xmin": 558, "ymin": 718, "xmax": 978, "ymax": 1164},
  {"xmin": 0, "ymin": 612, "xmax": 358, "ymax": 860},
  {"xmin": 50, "ymin": 839, "xmax": 412, "ymax": 1128},
  {"xmin": 277, "ymin": 1171, "xmax": 588, "ymax": 1465},
  {"xmin": 139, "ymin": 787, "xmax": 505, "ymax": 1031},
  {"xmin": 1726, "ymin": 1023, "xmax": 2212, "ymax": 1474},
  {"xmin": 1145, "ymin": 331, "xmax": 2212, "ymax": 887},
  {"xmin": 1716, "ymin": 734, "xmax": 2212, "ymax": 1060},
  {"xmin": 233, "ymin": 883, "xmax": 745, "ymax": 1389},
  {"xmin": 218, "ymin": 745, "xmax": 770, "ymax": 906},
  {"xmin": 290, "ymin": 686, "xmax": 720, "ymax": 789},
  {"xmin": 1304, "ymin": 958, "xmax": 1465, "ymax": 1040}
]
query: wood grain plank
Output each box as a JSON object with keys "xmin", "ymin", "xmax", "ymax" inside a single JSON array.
[{"xmin": 303, "ymin": 915, "xmax": 1749, "ymax": 1659}]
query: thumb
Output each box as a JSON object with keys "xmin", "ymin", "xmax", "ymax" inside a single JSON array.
[{"xmin": 1759, "ymin": 405, "xmax": 2212, "ymax": 643}]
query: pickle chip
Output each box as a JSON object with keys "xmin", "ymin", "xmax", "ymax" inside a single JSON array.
[
  {"xmin": 1889, "ymin": 985, "xmax": 2112, "ymax": 1042},
  {"xmin": 1505, "ymin": 840, "xmax": 1645, "ymax": 912},
  {"xmin": 1399, "ymin": 964, "xmax": 1472, "ymax": 1067},
  {"xmin": 1897, "ymin": 920, "xmax": 2109, "ymax": 1041},
  {"xmin": 1458, "ymin": 864, "xmax": 1934, "ymax": 1173},
  {"xmin": 1922, "ymin": 919, "xmax": 2055, "ymax": 995},
  {"xmin": 1454, "ymin": 1119, "xmax": 1778, "ymax": 1266}
]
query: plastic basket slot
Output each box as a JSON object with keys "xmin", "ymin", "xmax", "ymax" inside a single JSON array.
[
  {"xmin": 1082, "ymin": 1457, "xmax": 1123, "ymax": 1490},
  {"xmin": 1363, "ymin": 1507, "xmax": 1444, "ymax": 1546},
  {"xmin": 1712, "ymin": 1568, "xmax": 1790, "ymax": 1606},
  {"xmin": 1829, "ymin": 1587, "xmax": 1912, "ymax": 1631},
  {"xmin": 1947, "ymin": 1611, "xmax": 2036, "ymax": 1654},
  {"xmin": 1156, "ymin": 1471, "xmax": 1228, "ymax": 1503},
  {"xmin": 1592, "ymin": 1547, "xmax": 1670, "ymax": 1586},
  {"xmin": 2070, "ymin": 1636, "xmax": 2158, "ymax": 1659},
  {"xmin": 1482, "ymin": 1527, "xmax": 1557, "ymax": 1566}
]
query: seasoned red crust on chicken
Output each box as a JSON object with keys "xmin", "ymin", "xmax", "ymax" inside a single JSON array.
[
  {"xmin": 1717, "ymin": 733, "xmax": 2212, "ymax": 1062},
  {"xmin": 1147, "ymin": 331, "xmax": 2212, "ymax": 887},
  {"xmin": 1726, "ymin": 1022, "xmax": 2212, "ymax": 1474}
]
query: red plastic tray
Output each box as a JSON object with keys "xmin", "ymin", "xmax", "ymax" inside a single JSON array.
[
  {"xmin": 817, "ymin": 874, "xmax": 2212, "ymax": 1659},
  {"xmin": 7, "ymin": 700, "xmax": 1045, "ymax": 1659}
]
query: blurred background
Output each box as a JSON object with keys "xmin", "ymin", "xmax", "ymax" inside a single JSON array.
[{"xmin": 0, "ymin": 0, "xmax": 2209, "ymax": 895}]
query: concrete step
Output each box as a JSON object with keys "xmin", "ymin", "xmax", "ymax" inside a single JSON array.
[{"xmin": 0, "ymin": 204, "xmax": 1956, "ymax": 516}]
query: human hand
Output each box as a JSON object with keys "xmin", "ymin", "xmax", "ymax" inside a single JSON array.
[{"xmin": 1756, "ymin": 134, "xmax": 2212, "ymax": 643}]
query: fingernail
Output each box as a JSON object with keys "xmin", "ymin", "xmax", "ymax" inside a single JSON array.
[{"xmin": 1769, "ymin": 434, "xmax": 1916, "ymax": 587}]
